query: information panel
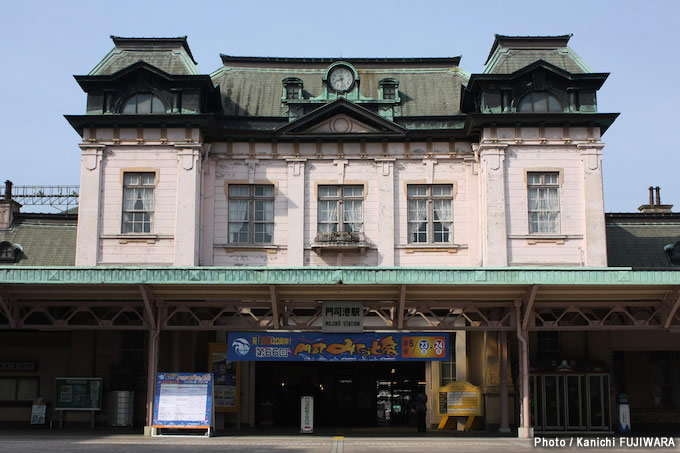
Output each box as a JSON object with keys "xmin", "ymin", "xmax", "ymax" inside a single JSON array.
[
  {"xmin": 227, "ymin": 332, "xmax": 449, "ymax": 362},
  {"xmin": 437, "ymin": 381, "xmax": 483, "ymax": 416},
  {"xmin": 55, "ymin": 377, "xmax": 102, "ymax": 410},
  {"xmin": 152, "ymin": 373, "xmax": 213, "ymax": 429},
  {"xmin": 208, "ymin": 343, "xmax": 240, "ymax": 413}
]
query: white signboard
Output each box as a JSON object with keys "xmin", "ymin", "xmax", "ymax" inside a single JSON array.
[
  {"xmin": 31, "ymin": 404, "xmax": 46, "ymax": 424},
  {"xmin": 300, "ymin": 396, "xmax": 314, "ymax": 433},
  {"xmin": 322, "ymin": 302, "xmax": 363, "ymax": 332}
]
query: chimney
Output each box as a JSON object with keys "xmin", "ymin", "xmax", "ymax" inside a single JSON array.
[
  {"xmin": 638, "ymin": 186, "xmax": 673, "ymax": 213},
  {"xmin": 0, "ymin": 180, "xmax": 22, "ymax": 229}
]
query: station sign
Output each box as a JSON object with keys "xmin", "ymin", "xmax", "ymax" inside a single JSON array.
[
  {"xmin": 227, "ymin": 332, "xmax": 449, "ymax": 362},
  {"xmin": 322, "ymin": 301, "xmax": 363, "ymax": 332}
]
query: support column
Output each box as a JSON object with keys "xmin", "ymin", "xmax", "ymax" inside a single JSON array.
[
  {"xmin": 376, "ymin": 159, "xmax": 395, "ymax": 266},
  {"xmin": 144, "ymin": 311, "xmax": 160, "ymax": 436},
  {"xmin": 455, "ymin": 320, "xmax": 467, "ymax": 431},
  {"xmin": 199, "ymin": 159, "xmax": 216, "ymax": 265},
  {"xmin": 515, "ymin": 301, "xmax": 530, "ymax": 438},
  {"xmin": 499, "ymin": 330, "xmax": 510, "ymax": 433},
  {"xmin": 75, "ymin": 144, "xmax": 105, "ymax": 265},
  {"xmin": 578, "ymin": 143, "xmax": 607, "ymax": 266},
  {"xmin": 286, "ymin": 159, "xmax": 306, "ymax": 266},
  {"xmin": 174, "ymin": 144, "xmax": 204, "ymax": 266},
  {"xmin": 478, "ymin": 143, "xmax": 508, "ymax": 266}
]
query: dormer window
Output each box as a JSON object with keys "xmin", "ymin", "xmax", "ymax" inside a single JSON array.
[
  {"xmin": 0, "ymin": 241, "xmax": 22, "ymax": 263},
  {"xmin": 121, "ymin": 93, "xmax": 166, "ymax": 114},
  {"xmin": 517, "ymin": 92, "xmax": 562, "ymax": 113},
  {"xmin": 379, "ymin": 78, "xmax": 399, "ymax": 101},
  {"xmin": 282, "ymin": 78, "xmax": 303, "ymax": 100}
]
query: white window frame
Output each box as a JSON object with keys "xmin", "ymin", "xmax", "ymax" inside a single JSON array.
[
  {"xmin": 440, "ymin": 334, "xmax": 456, "ymax": 386},
  {"xmin": 527, "ymin": 172, "xmax": 561, "ymax": 234},
  {"xmin": 407, "ymin": 184, "xmax": 454, "ymax": 244},
  {"xmin": 227, "ymin": 184, "xmax": 275, "ymax": 244},
  {"xmin": 317, "ymin": 185, "xmax": 364, "ymax": 234},
  {"xmin": 122, "ymin": 172, "xmax": 155, "ymax": 234}
]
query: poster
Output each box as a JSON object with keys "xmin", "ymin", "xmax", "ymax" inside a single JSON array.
[
  {"xmin": 227, "ymin": 332, "xmax": 449, "ymax": 362},
  {"xmin": 152, "ymin": 373, "xmax": 213, "ymax": 429},
  {"xmin": 31, "ymin": 404, "xmax": 46, "ymax": 424},
  {"xmin": 208, "ymin": 343, "xmax": 240, "ymax": 413},
  {"xmin": 55, "ymin": 378, "xmax": 102, "ymax": 410}
]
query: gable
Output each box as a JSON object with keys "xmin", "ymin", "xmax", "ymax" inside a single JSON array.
[
  {"xmin": 302, "ymin": 114, "xmax": 379, "ymax": 134},
  {"xmin": 276, "ymin": 98, "xmax": 406, "ymax": 137}
]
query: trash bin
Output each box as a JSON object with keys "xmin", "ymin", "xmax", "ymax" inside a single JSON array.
[{"xmin": 108, "ymin": 391, "xmax": 134, "ymax": 427}]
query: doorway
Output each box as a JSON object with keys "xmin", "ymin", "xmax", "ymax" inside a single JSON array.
[{"xmin": 256, "ymin": 361, "xmax": 425, "ymax": 427}]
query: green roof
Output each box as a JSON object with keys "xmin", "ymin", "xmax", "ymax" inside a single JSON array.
[
  {"xmin": 1, "ymin": 267, "xmax": 678, "ymax": 285},
  {"xmin": 211, "ymin": 66, "xmax": 468, "ymax": 117},
  {"xmin": 0, "ymin": 215, "xmax": 76, "ymax": 266}
]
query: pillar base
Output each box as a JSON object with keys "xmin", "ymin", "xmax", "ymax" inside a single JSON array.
[
  {"xmin": 143, "ymin": 426, "xmax": 155, "ymax": 437},
  {"xmin": 517, "ymin": 427, "xmax": 533, "ymax": 438}
]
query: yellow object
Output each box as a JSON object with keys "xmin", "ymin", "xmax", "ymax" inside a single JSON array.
[{"xmin": 437, "ymin": 381, "xmax": 483, "ymax": 417}]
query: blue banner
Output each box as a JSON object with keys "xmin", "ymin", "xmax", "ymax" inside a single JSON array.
[
  {"xmin": 152, "ymin": 372, "xmax": 213, "ymax": 428},
  {"xmin": 227, "ymin": 332, "xmax": 449, "ymax": 362}
]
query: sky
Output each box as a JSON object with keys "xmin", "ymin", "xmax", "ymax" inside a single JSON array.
[{"xmin": 1, "ymin": 0, "xmax": 678, "ymax": 213}]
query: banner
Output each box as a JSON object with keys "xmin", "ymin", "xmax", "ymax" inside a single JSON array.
[
  {"xmin": 227, "ymin": 332, "xmax": 449, "ymax": 361},
  {"xmin": 152, "ymin": 373, "xmax": 213, "ymax": 429}
]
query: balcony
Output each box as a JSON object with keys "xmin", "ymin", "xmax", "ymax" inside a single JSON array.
[{"xmin": 311, "ymin": 231, "xmax": 370, "ymax": 254}]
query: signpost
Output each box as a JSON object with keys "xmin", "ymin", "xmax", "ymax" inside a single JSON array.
[
  {"xmin": 300, "ymin": 396, "xmax": 314, "ymax": 433},
  {"xmin": 322, "ymin": 301, "xmax": 363, "ymax": 332},
  {"xmin": 437, "ymin": 381, "xmax": 483, "ymax": 431},
  {"xmin": 152, "ymin": 372, "xmax": 214, "ymax": 436}
]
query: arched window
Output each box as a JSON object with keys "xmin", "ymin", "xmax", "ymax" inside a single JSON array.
[
  {"xmin": 121, "ymin": 93, "xmax": 165, "ymax": 114},
  {"xmin": 517, "ymin": 92, "xmax": 562, "ymax": 113}
]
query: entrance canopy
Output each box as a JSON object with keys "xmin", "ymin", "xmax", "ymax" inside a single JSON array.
[{"xmin": 0, "ymin": 267, "xmax": 679, "ymax": 332}]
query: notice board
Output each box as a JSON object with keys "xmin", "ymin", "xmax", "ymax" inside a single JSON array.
[
  {"xmin": 208, "ymin": 343, "xmax": 240, "ymax": 413},
  {"xmin": 152, "ymin": 372, "xmax": 213, "ymax": 429},
  {"xmin": 55, "ymin": 377, "xmax": 102, "ymax": 410},
  {"xmin": 437, "ymin": 381, "xmax": 483, "ymax": 417}
]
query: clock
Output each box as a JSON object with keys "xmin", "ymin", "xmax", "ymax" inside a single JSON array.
[{"xmin": 328, "ymin": 66, "xmax": 354, "ymax": 92}]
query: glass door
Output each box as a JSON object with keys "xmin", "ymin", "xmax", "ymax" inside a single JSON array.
[
  {"xmin": 542, "ymin": 374, "xmax": 565, "ymax": 430},
  {"xmin": 565, "ymin": 375, "xmax": 587, "ymax": 430},
  {"xmin": 586, "ymin": 373, "xmax": 610, "ymax": 430},
  {"xmin": 530, "ymin": 375, "xmax": 542, "ymax": 430}
]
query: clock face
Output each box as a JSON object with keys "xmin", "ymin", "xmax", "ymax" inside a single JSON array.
[{"xmin": 329, "ymin": 67, "xmax": 354, "ymax": 92}]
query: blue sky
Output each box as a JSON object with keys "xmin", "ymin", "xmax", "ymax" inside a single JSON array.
[{"xmin": 1, "ymin": 0, "xmax": 678, "ymax": 212}]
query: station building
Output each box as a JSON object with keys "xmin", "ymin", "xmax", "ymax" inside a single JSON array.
[{"xmin": 0, "ymin": 34, "xmax": 679, "ymax": 436}]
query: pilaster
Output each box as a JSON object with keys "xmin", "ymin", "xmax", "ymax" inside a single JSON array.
[
  {"xmin": 478, "ymin": 143, "xmax": 508, "ymax": 266},
  {"xmin": 174, "ymin": 143, "xmax": 204, "ymax": 266},
  {"xmin": 287, "ymin": 159, "xmax": 306, "ymax": 266},
  {"xmin": 376, "ymin": 159, "xmax": 395, "ymax": 266},
  {"xmin": 75, "ymin": 144, "xmax": 105, "ymax": 266},
  {"xmin": 578, "ymin": 143, "xmax": 607, "ymax": 266}
]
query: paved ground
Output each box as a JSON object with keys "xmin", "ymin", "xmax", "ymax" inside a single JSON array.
[{"xmin": 0, "ymin": 431, "xmax": 677, "ymax": 452}]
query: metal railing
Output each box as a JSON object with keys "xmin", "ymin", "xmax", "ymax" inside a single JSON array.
[{"xmin": 1, "ymin": 183, "xmax": 79, "ymax": 212}]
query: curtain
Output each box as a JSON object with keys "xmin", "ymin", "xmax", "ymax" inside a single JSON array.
[
  {"xmin": 343, "ymin": 200, "xmax": 363, "ymax": 232},
  {"xmin": 229, "ymin": 200, "xmax": 249, "ymax": 242}
]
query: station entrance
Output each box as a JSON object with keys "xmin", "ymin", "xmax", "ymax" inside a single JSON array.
[{"xmin": 255, "ymin": 362, "xmax": 426, "ymax": 427}]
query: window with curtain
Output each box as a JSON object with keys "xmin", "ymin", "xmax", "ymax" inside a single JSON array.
[
  {"xmin": 317, "ymin": 185, "xmax": 364, "ymax": 234},
  {"xmin": 517, "ymin": 92, "xmax": 562, "ymax": 113},
  {"xmin": 0, "ymin": 377, "xmax": 39, "ymax": 401},
  {"xmin": 407, "ymin": 184, "xmax": 453, "ymax": 243},
  {"xmin": 122, "ymin": 172, "xmax": 155, "ymax": 233},
  {"xmin": 527, "ymin": 172, "xmax": 560, "ymax": 234},
  {"xmin": 228, "ymin": 185, "xmax": 275, "ymax": 244},
  {"xmin": 121, "ymin": 93, "xmax": 165, "ymax": 114}
]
